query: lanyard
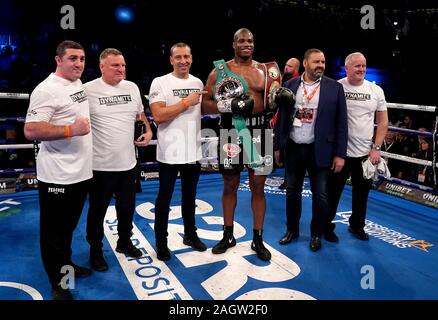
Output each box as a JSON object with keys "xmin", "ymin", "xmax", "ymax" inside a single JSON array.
[{"xmin": 302, "ymin": 82, "xmax": 320, "ymax": 104}]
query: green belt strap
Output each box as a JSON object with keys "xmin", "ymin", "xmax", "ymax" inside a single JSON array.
[
  {"xmin": 232, "ymin": 116, "xmax": 263, "ymax": 168},
  {"xmin": 213, "ymin": 59, "xmax": 263, "ymax": 169}
]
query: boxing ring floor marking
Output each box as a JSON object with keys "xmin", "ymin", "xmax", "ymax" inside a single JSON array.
[{"xmin": 0, "ymin": 170, "xmax": 437, "ymax": 300}]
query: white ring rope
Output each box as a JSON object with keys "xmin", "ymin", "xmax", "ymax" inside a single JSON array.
[
  {"xmin": 0, "ymin": 143, "xmax": 36, "ymax": 150},
  {"xmin": 1, "ymin": 91, "xmax": 437, "ymax": 111},
  {"xmin": 0, "ymin": 138, "xmax": 219, "ymax": 150},
  {"xmin": 0, "ymin": 92, "xmax": 30, "ymax": 99},
  {"xmin": 1, "ymin": 91, "xmax": 437, "ymax": 181},
  {"xmin": 1, "ymin": 141, "xmax": 436, "ymax": 167},
  {"xmin": 386, "ymin": 102, "xmax": 436, "ymax": 112},
  {"xmin": 387, "ymin": 126, "xmax": 435, "ymax": 138},
  {"xmin": 381, "ymin": 151, "xmax": 437, "ymax": 168}
]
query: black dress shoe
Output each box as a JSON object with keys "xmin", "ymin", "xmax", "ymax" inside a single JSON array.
[
  {"xmin": 156, "ymin": 244, "xmax": 171, "ymax": 261},
  {"xmin": 51, "ymin": 284, "xmax": 73, "ymax": 300},
  {"xmin": 183, "ymin": 234, "xmax": 207, "ymax": 252},
  {"xmin": 70, "ymin": 263, "xmax": 92, "ymax": 278},
  {"xmin": 90, "ymin": 250, "xmax": 109, "ymax": 272},
  {"xmin": 279, "ymin": 231, "xmax": 299, "ymax": 245},
  {"xmin": 309, "ymin": 236, "xmax": 322, "ymax": 252},
  {"xmin": 324, "ymin": 231, "xmax": 339, "ymax": 243},
  {"xmin": 116, "ymin": 241, "xmax": 143, "ymax": 258},
  {"xmin": 348, "ymin": 227, "xmax": 369, "ymax": 241}
]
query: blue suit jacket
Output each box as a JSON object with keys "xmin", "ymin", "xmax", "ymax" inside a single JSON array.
[{"xmin": 274, "ymin": 75, "xmax": 348, "ymax": 168}]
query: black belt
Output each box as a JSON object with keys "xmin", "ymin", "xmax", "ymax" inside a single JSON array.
[
  {"xmin": 220, "ymin": 113, "xmax": 266, "ymax": 129},
  {"xmin": 288, "ymin": 138, "xmax": 314, "ymax": 146},
  {"xmin": 245, "ymin": 115, "xmax": 265, "ymax": 127}
]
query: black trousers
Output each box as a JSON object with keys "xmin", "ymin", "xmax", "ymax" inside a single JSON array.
[
  {"xmin": 86, "ymin": 166, "xmax": 137, "ymax": 249},
  {"xmin": 284, "ymin": 140, "xmax": 330, "ymax": 237},
  {"xmin": 38, "ymin": 179, "xmax": 91, "ymax": 286},
  {"xmin": 154, "ymin": 162, "xmax": 201, "ymax": 243},
  {"xmin": 327, "ymin": 156, "xmax": 372, "ymax": 231}
]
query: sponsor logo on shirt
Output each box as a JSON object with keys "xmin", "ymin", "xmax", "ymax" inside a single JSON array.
[
  {"xmin": 98, "ymin": 94, "xmax": 132, "ymax": 106},
  {"xmin": 48, "ymin": 187, "xmax": 65, "ymax": 194},
  {"xmin": 223, "ymin": 143, "xmax": 241, "ymax": 157},
  {"xmin": 172, "ymin": 88, "xmax": 200, "ymax": 98},
  {"xmin": 345, "ymin": 92, "xmax": 371, "ymax": 101},
  {"xmin": 149, "ymin": 91, "xmax": 159, "ymax": 100},
  {"xmin": 27, "ymin": 109, "xmax": 37, "ymax": 117},
  {"xmin": 70, "ymin": 90, "xmax": 87, "ymax": 103}
]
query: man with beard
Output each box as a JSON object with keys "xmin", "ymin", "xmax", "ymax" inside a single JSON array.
[
  {"xmin": 24, "ymin": 40, "xmax": 92, "ymax": 300},
  {"xmin": 274, "ymin": 48, "xmax": 348, "ymax": 252},
  {"xmin": 202, "ymin": 28, "xmax": 276, "ymax": 261},
  {"xmin": 282, "ymin": 57, "xmax": 300, "ymax": 84}
]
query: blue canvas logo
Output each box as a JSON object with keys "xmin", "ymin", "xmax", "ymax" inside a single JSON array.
[
  {"xmin": 334, "ymin": 211, "xmax": 434, "ymax": 252},
  {"xmin": 102, "ymin": 199, "xmax": 317, "ymax": 300},
  {"xmin": 0, "ymin": 199, "xmax": 21, "ymax": 219}
]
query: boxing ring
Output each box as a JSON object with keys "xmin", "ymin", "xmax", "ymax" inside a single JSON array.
[{"xmin": 1, "ymin": 92, "xmax": 438, "ymax": 301}]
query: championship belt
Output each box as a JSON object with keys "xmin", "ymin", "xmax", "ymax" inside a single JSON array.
[
  {"xmin": 254, "ymin": 61, "xmax": 282, "ymax": 111},
  {"xmin": 213, "ymin": 60, "xmax": 263, "ymax": 169},
  {"xmin": 213, "ymin": 60, "xmax": 247, "ymax": 103}
]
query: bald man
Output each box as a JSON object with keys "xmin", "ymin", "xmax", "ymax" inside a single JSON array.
[
  {"xmin": 202, "ymin": 28, "xmax": 275, "ymax": 261},
  {"xmin": 283, "ymin": 58, "xmax": 300, "ymax": 84}
]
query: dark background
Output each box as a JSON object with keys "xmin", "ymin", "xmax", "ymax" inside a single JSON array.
[{"xmin": 1, "ymin": 0, "xmax": 438, "ymax": 106}]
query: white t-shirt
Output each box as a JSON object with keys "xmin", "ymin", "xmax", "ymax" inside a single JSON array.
[
  {"xmin": 339, "ymin": 77, "xmax": 387, "ymax": 157},
  {"xmin": 85, "ymin": 78, "xmax": 144, "ymax": 171},
  {"xmin": 25, "ymin": 73, "xmax": 92, "ymax": 184},
  {"xmin": 148, "ymin": 73, "xmax": 203, "ymax": 164}
]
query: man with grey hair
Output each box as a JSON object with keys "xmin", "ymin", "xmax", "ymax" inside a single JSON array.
[
  {"xmin": 326, "ymin": 52, "xmax": 388, "ymax": 242},
  {"xmin": 85, "ymin": 48, "xmax": 153, "ymax": 271}
]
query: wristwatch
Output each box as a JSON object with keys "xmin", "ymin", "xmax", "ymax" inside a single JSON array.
[{"xmin": 372, "ymin": 144, "xmax": 381, "ymax": 151}]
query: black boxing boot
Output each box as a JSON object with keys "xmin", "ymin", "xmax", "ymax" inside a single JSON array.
[
  {"xmin": 212, "ymin": 225, "xmax": 236, "ymax": 254},
  {"xmin": 251, "ymin": 229, "xmax": 271, "ymax": 261}
]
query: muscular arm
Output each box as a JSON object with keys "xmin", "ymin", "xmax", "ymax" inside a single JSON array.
[
  {"xmin": 151, "ymin": 91, "xmax": 204, "ymax": 125},
  {"xmin": 24, "ymin": 117, "xmax": 90, "ymax": 141},
  {"xmin": 150, "ymin": 100, "xmax": 187, "ymax": 125},
  {"xmin": 201, "ymin": 70, "xmax": 219, "ymax": 114},
  {"xmin": 24, "ymin": 122, "xmax": 66, "ymax": 141}
]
